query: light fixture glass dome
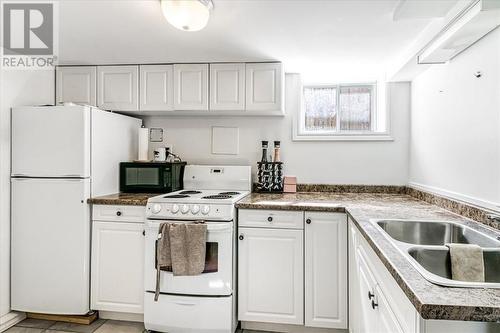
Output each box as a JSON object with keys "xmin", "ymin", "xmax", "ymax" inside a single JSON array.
[{"xmin": 161, "ymin": 0, "xmax": 211, "ymax": 32}]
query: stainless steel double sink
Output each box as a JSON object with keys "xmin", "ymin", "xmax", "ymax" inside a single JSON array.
[{"xmin": 372, "ymin": 219, "xmax": 500, "ymax": 288}]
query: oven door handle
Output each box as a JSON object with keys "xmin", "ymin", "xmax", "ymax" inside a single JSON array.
[
  {"xmin": 205, "ymin": 223, "xmax": 232, "ymax": 232},
  {"xmin": 147, "ymin": 221, "xmax": 232, "ymax": 232},
  {"xmin": 173, "ymin": 301, "xmax": 197, "ymax": 306}
]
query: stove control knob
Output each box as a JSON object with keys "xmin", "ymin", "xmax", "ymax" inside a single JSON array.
[
  {"xmin": 201, "ymin": 205, "xmax": 210, "ymax": 215},
  {"xmin": 181, "ymin": 204, "xmax": 190, "ymax": 214},
  {"xmin": 171, "ymin": 204, "xmax": 179, "ymax": 214},
  {"xmin": 191, "ymin": 205, "xmax": 200, "ymax": 214},
  {"xmin": 152, "ymin": 204, "xmax": 162, "ymax": 214}
]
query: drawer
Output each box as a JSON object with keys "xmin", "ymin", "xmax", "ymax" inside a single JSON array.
[
  {"xmin": 92, "ymin": 205, "xmax": 145, "ymax": 222},
  {"xmin": 238, "ymin": 209, "xmax": 303, "ymax": 229}
]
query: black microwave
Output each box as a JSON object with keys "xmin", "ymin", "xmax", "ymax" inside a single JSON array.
[{"xmin": 119, "ymin": 162, "xmax": 187, "ymax": 193}]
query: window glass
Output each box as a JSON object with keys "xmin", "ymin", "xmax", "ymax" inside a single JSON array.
[
  {"xmin": 339, "ymin": 86, "xmax": 372, "ymax": 131},
  {"xmin": 303, "ymin": 87, "xmax": 337, "ymax": 132}
]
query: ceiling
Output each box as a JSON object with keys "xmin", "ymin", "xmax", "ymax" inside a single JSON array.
[{"xmin": 58, "ymin": 0, "xmax": 456, "ymax": 83}]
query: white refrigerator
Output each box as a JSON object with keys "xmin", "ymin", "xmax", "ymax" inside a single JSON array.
[{"xmin": 10, "ymin": 105, "xmax": 141, "ymax": 314}]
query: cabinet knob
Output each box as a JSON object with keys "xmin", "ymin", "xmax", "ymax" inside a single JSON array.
[
  {"xmin": 306, "ymin": 218, "xmax": 311, "ymax": 224},
  {"xmin": 142, "ymin": 230, "xmax": 145, "ymax": 236},
  {"xmin": 368, "ymin": 291, "xmax": 374, "ymax": 300},
  {"xmin": 116, "ymin": 211, "xmax": 122, "ymax": 216},
  {"xmin": 239, "ymin": 234, "xmax": 244, "ymax": 240},
  {"xmin": 371, "ymin": 299, "xmax": 378, "ymax": 309},
  {"xmin": 267, "ymin": 216, "xmax": 273, "ymax": 222}
]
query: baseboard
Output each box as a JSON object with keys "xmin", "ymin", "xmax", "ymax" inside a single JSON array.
[
  {"xmin": 241, "ymin": 321, "xmax": 347, "ymax": 333},
  {"xmin": 0, "ymin": 311, "xmax": 26, "ymax": 332},
  {"xmin": 408, "ymin": 182, "xmax": 500, "ymax": 213},
  {"xmin": 98, "ymin": 311, "xmax": 143, "ymax": 323}
]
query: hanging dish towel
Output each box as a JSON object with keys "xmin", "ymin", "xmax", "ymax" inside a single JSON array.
[
  {"xmin": 154, "ymin": 222, "xmax": 207, "ymax": 301},
  {"xmin": 446, "ymin": 243, "xmax": 485, "ymax": 282},
  {"xmin": 170, "ymin": 223, "xmax": 207, "ymax": 276}
]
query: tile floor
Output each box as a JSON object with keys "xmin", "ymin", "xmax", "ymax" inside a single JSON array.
[
  {"xmin": 7, "ymin": 319, "xmax": 144, "ymax": 333},
  {"xmin": 8, "ymin": 318, "xmax": 267, "ymax": 333}
]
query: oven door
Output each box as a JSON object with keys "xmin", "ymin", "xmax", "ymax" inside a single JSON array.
[{"xmin": 145, "ymin": 220, "xmax": 233, "ymax": 296}]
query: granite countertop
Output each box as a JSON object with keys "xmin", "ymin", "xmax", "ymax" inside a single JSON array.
[
  {"xmin": 236, "ymin": 192, "xmax": 500, "ymax": 322},
  {"xmin": 88, "ymin": 193, "xmax": 157, "ymax": 206}
]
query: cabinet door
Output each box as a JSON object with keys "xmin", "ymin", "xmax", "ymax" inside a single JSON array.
[
  {"xmin": 245, "ymin": 63, "xmax": 283, "ymax": 112},
  {"xmin": 238, "ymin": 227, "xmax": 303, "ymax": 325},
  {"xmin": 91, "ymin": 221, "xmax": 144, "ymax": 313},
  {"xmin": 56, "ymin": 66, "xmax": 96, "ymax": 106},
  {"xmin": 97, "ymin": 65, "xmax": 139, "ymax": 111},
  {"xmin": 348, "ymin": 219, "xmax": 361, "ymax": 333},
  {"xmin": 357, "ymin": 248, "xmax": 379, "ymax": 333},
  {"xmin": 375, "ymin": 285, "xmax": 405, "ymax": 333},
  {"xmin": 140, "ymin": 65, "xmax": 174, "ymax": 111},
  {"xmin": 305, "ymin": 212, "xmax": 347, "ymax": 329},
  {"xmin": 173, "ymin": 64, "xmax": 208, "ymax": 110},
  {"xmin": 210, "ymin": 63, "xmax": 245, "ymax": 111}
]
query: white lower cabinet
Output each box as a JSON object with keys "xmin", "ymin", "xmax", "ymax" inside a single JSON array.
[
  {"xmin": 305, "ymin": 212, "xmax": 347, "ymax": 329},
  {"xmin": 238, "ymin": 227, "xmax": 304, "ymax": 325},
  {"xmin": 238, "ymin": 209, "xmax": 347, "ymax": 330},
  {"xmin": 349, "ymin": 218, "xmax": 413, "ymax": 333},
  {"xmin": 91, "ymin": 215, "xmax": 144, "ymax": 314}
]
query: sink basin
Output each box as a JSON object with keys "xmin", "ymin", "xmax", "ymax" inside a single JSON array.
[
  {"xmin": 376, "ymin": 220, "xmax": 500, "ymax": 247},
  {"xmin": 372, "ymin": 219, "xmax": 500, "ymax": 288},
  {"xmin": 408, "ymin": 247, "xmax": 500, "ymax": 284}
]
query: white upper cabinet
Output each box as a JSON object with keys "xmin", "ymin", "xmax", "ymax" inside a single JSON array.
[
  {"xmin": 245, "ymin": 63, "xmax": 283, "ymax": 112},
  {"xmin": 56, "ymin": 66, "xmax": 96, "ymax": 106},
  {"xmin": 173, "ymin": 64, "xmax": 209, "ymax": 111},
  {"xmin": 210, "ymin": 63, "xmax": 245, "ymax": 111},
  {"xmin": 97, "ymin": 65, "xmax": 139, "ymax": 111},
  {"xmin": 56, "ymin": 62, "xmax": 283, "ymax": 114},
  {"xmin": 305, "ymin": 212, "xmax": 348, "ymax": 329},
  {"xmin": 140, "ymin": 65, "xmax": 174, "ymax": 111}
]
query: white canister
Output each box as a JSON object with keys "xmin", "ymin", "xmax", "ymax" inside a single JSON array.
[
  {"xmin": 138, "ymin": 127, "xmax": 149, "ymax": 161},
  {"xmin": 153, "ymin": 147, "xmax": 168, "ymax": 162}
]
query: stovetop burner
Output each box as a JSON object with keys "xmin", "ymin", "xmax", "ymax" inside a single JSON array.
[
  {"xmin": 219, "ymin": 191, "xmax": 240, "ymax": 195},
  {"xmin": 202, "ymin": 194, "xmax": 233, "ymax": 200},
  {"xmin": 163, "ymin": 194, "xmax": 190, "ymax": 198},
  {"xmin": 179, "ymin": 190, "xmax": 202, "ymax": 195}
]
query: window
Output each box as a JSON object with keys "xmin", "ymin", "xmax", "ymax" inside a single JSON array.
[{"xmin": 295, "ymin": 82, "xmax": 391, "ymax": 141}]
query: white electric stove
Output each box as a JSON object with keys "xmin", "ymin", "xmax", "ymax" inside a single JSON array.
[{"xmin": 144, "ymin": 165, "xmax": 251, "ymax": 333}]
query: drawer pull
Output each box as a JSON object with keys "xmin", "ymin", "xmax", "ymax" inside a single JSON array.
[
  {"xmin": 267, "ymin": 216, "xmax": 273, "ymax": 222},
  {"xmin": 368, "ymin": 291, "xmax": 374, "ymax": 300},
  {"xmin": 306, "ymin": 218, "xmax": 311, "ymax": 224},
  {"xmin": 371, "ymin": 299, "xmax": 378, "ymax": 309},
  {"xmin": 116, "ymin": 211, "xmax": 122, "ymax": 216}
]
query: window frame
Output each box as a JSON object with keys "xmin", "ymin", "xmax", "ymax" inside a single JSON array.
[{"xmin": 293, "ymin": 81, "xmax": 393, "ymax": 142}]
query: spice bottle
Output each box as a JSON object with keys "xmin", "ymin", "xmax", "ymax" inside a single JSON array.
[
  {"xmin": 273, "ymin": 141, "xmax": 281, "ymax": 162},
  {"xmin": 261, "ymin": 141, "xmax": 268, "ymax": 162}
]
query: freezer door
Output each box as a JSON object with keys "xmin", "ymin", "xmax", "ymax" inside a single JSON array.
[
  {"xmin": 11, "ymin": 106, "xmax": 91, "ymax": 177},
  {"xmin": 11, "ymin": 178, "xmax": 91, "ymax": 314}
]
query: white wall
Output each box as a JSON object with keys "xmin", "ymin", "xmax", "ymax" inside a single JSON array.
[
  {"xmin": 144, "ymin": 77, "xmax": 410, "ymax": 185},
  {"xmin": 409, "ymin": 28, "xmax": 500, "ymax": 209},
  {"xmin": 0, "ymin": 70, "xmax": 54, "ymax": 319}
]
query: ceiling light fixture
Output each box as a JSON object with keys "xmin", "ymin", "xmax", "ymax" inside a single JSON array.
[{"xmin": 160, "ymin": 0, "xmax": 214, "ymax": 32}]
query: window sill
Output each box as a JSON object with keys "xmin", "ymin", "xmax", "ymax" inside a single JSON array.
[{"xmin": 292, "ymin": 133, "xmax": 394, "ymax": 142}]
